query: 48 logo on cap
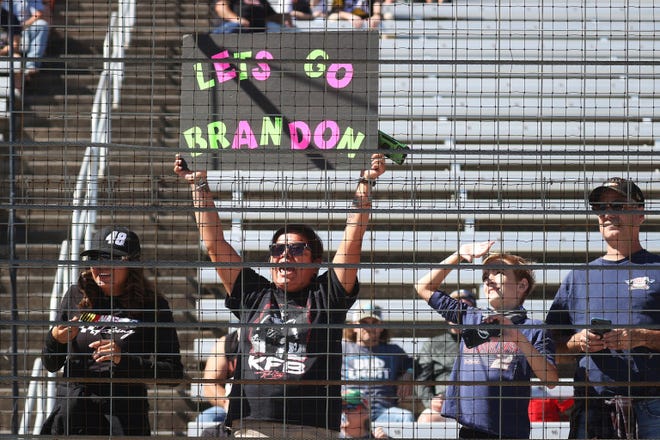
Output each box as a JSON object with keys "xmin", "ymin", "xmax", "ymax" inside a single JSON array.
[{"xmin": 106, "ymin": 230, "xmax": 128, "ymax": 246}]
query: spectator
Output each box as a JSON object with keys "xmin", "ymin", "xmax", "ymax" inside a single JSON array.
[
  {"xmin": 268, "ymin": 0, "xmax": 318, "ymax": 19},
  {"xmin": 289, "ymin": 0, "xmax": 315, "ymax": 20},
  {"xmin": 546, "ymin": 177, "xmax": 660, "ymax": 439},
  {"xmin": 415, "ymin": 241, "xmax": 558, "ymax": 439},
  {"xmin": 173, "ymin": 153, "xmax": 385, "ymax": 438},
  {"xmin": 328, "ymin": 0, "xmax": 381, "ymax": 29},
  {"xmin": 0, "ymin": 3, "xmax": 22, "ymax": 96},
  {"xmin": 40, "ymin": 226, "xmax": 184, "ymax": 436},
  {"xmin": 341, "ymin": 389, "xmax": 388, "ymax": 438},
  {"xmin": 3, "ymin": 0, "xmax": 49, "ymax": 78},
  {"xmin": 211, "ymin": 0, "xmax": 292, "ymax": 34},
  {"xmin": 195, "ymin": 330, "xmax": 239, "ymax": 427},
  {"xmin": 415, "ymin": 288, "xmax": 477, "ymax": 413},
  {"xmin": 342, "ymin": 301, "xmax": 415, "ymax": 424}
]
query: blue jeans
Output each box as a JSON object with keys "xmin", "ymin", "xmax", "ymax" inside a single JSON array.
[
  {"xmin": 211, "ymin": 21, "xmax": 284, "ymax": 34},
  {"xmin": 195, "ymin": 405, "xmax": 227, "ymax": 424},
  {"xmin": 635, "ymin": 398, "xmax": 660, "ymax": 439},
  {"xmin": 372, "ymin": 406, "xmax": 414, "ymax": 424},
  {"xmin": 21, "ymin": 19, "xmax": 49, "ymax": 70},
  {"xmin": 573, "ymin": 398, "xmax": 660, "ymax": 439}
]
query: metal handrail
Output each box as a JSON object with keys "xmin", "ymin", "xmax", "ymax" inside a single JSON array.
[{"xmin": 18, "ymin": 0, "xmax": 136, "ymax": 434}]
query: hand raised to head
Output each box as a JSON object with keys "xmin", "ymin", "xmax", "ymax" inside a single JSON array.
[{"xmin": 458, "ymin": 240, "xmax": 495, "ymax": 262}]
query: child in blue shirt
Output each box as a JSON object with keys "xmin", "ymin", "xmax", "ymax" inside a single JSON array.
[{"xmin": 415, "ymin": 241, "xmax": 558, "ymax": 439}]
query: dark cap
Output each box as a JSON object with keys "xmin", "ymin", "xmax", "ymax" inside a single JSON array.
[
  {"xmin": 450, "ymin": 289, "xmax": 477, "ymax": 306},
  {"xmin": 80, "ymin": 226, "xmax": 141, "ymax": 260},
  {"xmin": 588, "ymin": 177, "xmax": 645, "ymax": 206}
]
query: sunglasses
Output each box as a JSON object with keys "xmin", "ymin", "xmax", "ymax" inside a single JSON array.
[
  {"xmin": 591, "ymin": 202, "xmax": 638, "ymax": 212},
  {"xmin": 268, "ymin": 242, "xmax": 310, "ymax": 257},
  {"xmin": 82, "ymin": 252, "xmax": 127, "ymax": 262}
]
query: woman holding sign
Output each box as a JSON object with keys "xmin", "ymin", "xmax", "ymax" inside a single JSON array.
[{"xmin": 174, "ymin": 153, "xmax": 385, "ymax": 438}]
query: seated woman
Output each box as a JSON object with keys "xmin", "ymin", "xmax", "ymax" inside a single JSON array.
[{"xmin": 342, "ymin": 301, "xmax": 415, "ymax": 424}]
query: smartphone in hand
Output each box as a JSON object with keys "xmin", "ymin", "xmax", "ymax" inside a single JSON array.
[{"xmin": 590, "ymin": 318, "xmax": 612, "ymax": 336}]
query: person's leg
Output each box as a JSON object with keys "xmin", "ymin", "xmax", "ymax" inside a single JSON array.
[
  {"xmin": 195, "ymin": 406, "xmax": 228, "ymax": 424},
  {"xmin": 634, "ymin": 398, "xmax": 660, "ymax": 439},
  {"xmin": 265, "ymin": 21, "xmax": 284, "ymax": 32},
  {"xmin": 211, "ymin": 21, "xmax": 242, "ymax": 34},
  {"xmin": 22, "ymin": 20, "xmax": 50, "ymax": 71},
  {"xmin": 373, "ymin": 406, "xmax": 414, "ymax": 424}
]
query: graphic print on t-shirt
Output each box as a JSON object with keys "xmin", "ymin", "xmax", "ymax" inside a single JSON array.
[
  {"xmin": 78, "ymin": 314, "xmax": 138, "ymax": 341},
  {"xmin": 247, "ymin": 302, "xmax": 311, "ymax": 378},
  {"xmin": 463, "ymin": 340, "xmax": 519, "ymax": 372},
  {"xmin": 344, "ymin": 355, "xmax": 390, "ymax": 381}
]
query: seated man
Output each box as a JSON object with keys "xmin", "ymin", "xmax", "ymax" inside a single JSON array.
[
  {"xmin": 3, "ymin": 0, "xmax": 49, "ymax": 78},
  {"xmin": 342, "ymin": 302, "xmax": 415, "ymax": 424},
  {"xmin": 211, "ymin": 0, "xmax": 292, "ymax": 34},
  {"xmin": 0, "ymin": 4, "xmax": 22, "ymax": 96},
  {"xmin": 195, "ymin": 331, "xmax": 239, "ymax": 426}
]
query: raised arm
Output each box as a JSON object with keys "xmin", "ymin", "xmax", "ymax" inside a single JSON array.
[
  {"xmin": 174, "ymin": 154, "xmax": 243, "ymax": 294},
  {"xmin": 332, "ymin": 154, "xmax": 385, "ymax": 293},
  {"xmin": 415, "ymin": 241, "xmax": 495, "ymax": 302}
]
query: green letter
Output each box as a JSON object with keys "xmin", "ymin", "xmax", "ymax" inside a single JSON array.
[
  {"xmin": 208, "ymin": 121, "xmax": 230, "ymax": 150},
  {"xmin": 194, "ymin": 63, "xmax": 215, "ymax": 90},
  {"xmin": 304, "ymin": 49, "xmax": 328, "ymax": 79},
  {"xmin": 260, "ymin": 116, "xmax": 283, "ymax": 146},
  {"xmin": 336, "ymin": 127, "xmax": 365, "ymax": 159},
  {"xmin": 183, "ymin": 126, "xmax": 207, "ymax": 157}
]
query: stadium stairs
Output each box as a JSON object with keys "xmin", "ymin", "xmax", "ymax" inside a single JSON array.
[{"xmin": 0, "ymin": 1, "xmax": 214, "ymax": 435}]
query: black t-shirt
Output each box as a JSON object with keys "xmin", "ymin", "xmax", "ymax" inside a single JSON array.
[
  {"xmin": 41, "ymin": 284, "xmax": 184, "ymax": 435},
  {"xmin": 0, "ymin": 8, "xmax": 21, "ymax": 35},
  {"xmin": 226, "ymin": 267, "xmax": 358, "ymax": 431},
  {"xmin": 229, "ymin": 0, "xmax": 277, "ymax": 29}
]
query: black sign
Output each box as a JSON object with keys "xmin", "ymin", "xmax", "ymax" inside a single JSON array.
[{"xmin": 179, "ymin": 32, "xmax": 378, "ymax": 171}]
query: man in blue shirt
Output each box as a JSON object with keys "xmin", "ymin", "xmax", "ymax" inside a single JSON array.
[{"xmin": 546, "ymin": 177, "xmax": 660, "ymax": 439}]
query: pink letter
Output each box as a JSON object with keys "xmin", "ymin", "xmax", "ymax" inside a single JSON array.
[
  {"xmin": 313, "ymin": 120, "xmax": 340, "ymax": 150},
  {"xmin": 326, "ymin": 64, "xmax": 354, "ymax": 89},
  {"xmin": 232, "ymin": 121, "xmax": 258, "ymax": 149},
  {"xmin": 212, "ymin": 50, "xmax": 236, "ymax": 84},
  {"xmin": 289, "ymin": 121, "xmax": 311, "ymax": 150},
  {"xmin": 253, "ymin": 50, "xmax": 273, "ymax": 81}
]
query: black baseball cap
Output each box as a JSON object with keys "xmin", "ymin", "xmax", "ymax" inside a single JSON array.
[
  {"xmin": 588, "ymin": 177, "xmax": 645, "ymax": 207},
  {"xmin": 80, "ymin": 226, "xmax": 141, "ymax": 260}
]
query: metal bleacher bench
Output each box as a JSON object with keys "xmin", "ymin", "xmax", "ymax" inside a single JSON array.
[
  {"xmin": 188, "ymin": 420, "xmax": 570, "ymax": 438},
  {"xmin": 381, "ymin": 1, "xmax": 660, "ymax": 22}
]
